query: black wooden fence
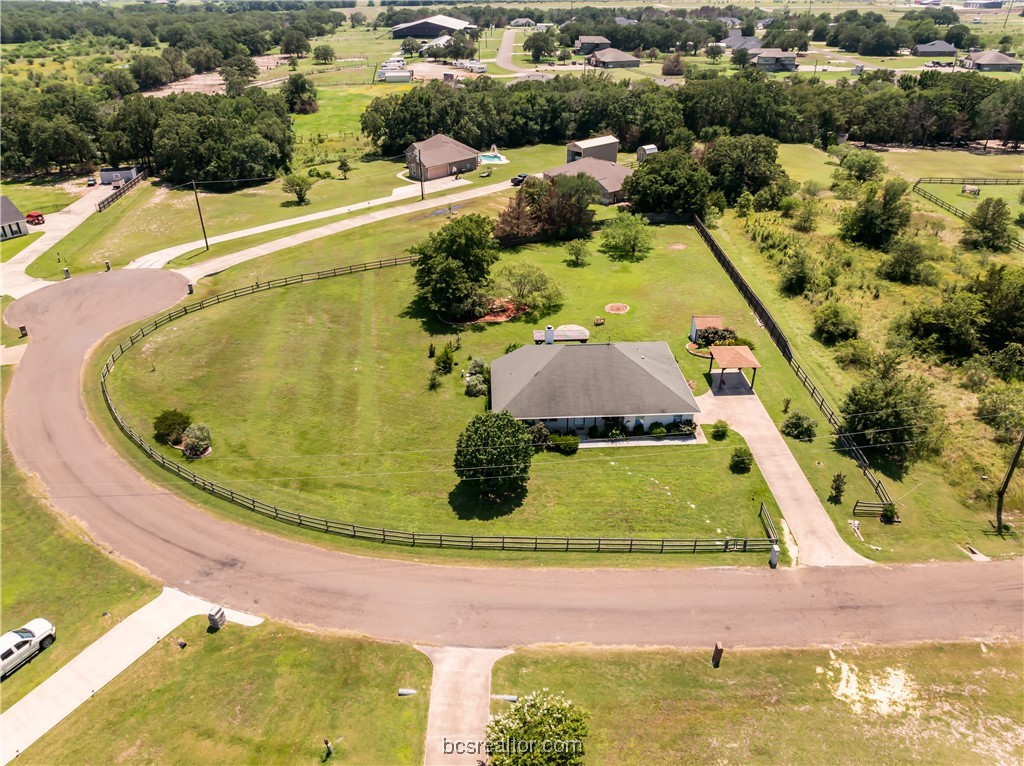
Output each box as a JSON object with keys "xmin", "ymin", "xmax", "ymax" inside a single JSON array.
[
  {"xmin": 96, "ymin": 170, "xmax": 149, "ymax": 213},
  {"xmin": 916, "ymin": 177, "xmax": 1024, "ymax": 185},
  {"xmin": 912, "ymin": 178, "xmax": 1024, "ymax": 252},
  {"xmin": 101, "ymin": 255, "xmax": 779, "ymax": 555},
  {"xmin": 692, "ymin": 216, "xmax": 894, "ymax": 507}
]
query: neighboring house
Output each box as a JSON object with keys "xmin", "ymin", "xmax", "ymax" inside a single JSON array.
[
  {"xmin": 912, "ymin": 40, "xmax": 958, "ymax": 56},
  {"xmin": 406, "ymin": 134, "xmax": 479, "ymax": 181},
  {"xmin": 614, "ymin": 16, "xmax": 638, "ymax": 26},
  {"xmin": 960, "ymin": 50, "xmax": 1021, "ymax": 71},
  {"xmin": 756, "ymin": 18, "xmax": 774, "ymax": 30},
  {"xmin": 717, "ymin": 16, "xmax": 743, "ymax": 28},
  {"xmin": 490, "ymin": 342, "xmax": 701, "ymax": 434},
  {"xmin": 392, "ymin": 14, "xmax": 472, "ymax": 39},
  {"xmin": 637, "ymin": 144, "xmax": 658, "ymax": 162},
  {"xmin": 689, "ymin": 315, "xmax": 724, "ymax": 344},
  {"xmin": 964, "ymin": 0, "xmax": 1003, "ymax": 8},
  {"xmin": 588, "ymin": 47, "xmax": 642, "ymax": 68},
  {"xmin": 510, "ymin": 72, "xmax": 556, "ymax": 84},
  {"xmin": 749, "ymin": 48, "xmax": 798, "ymax": 72},
  {"xmin": 544, "ymin": 157, "xmax": 634, "ymax": 204},
  {"xmin": 99, "ymin": 166, "xmax": 140, "ymax": 185},
  {"xmin": 509, "ymin": 17, "xmax": 536, "ymax": 27},
  {"xmin": 721, "ymin": 34, "xmax": 763, "ymax": 51},
  {"xmin": 566, "ymin": 135, "xmax": 620, "ymax": 163},
  {"xmin": 0, "ymin": 196, "xmax": 27, "ymax": 242},
  {"xmin": 419, "ymin": 34, "xmax": 452, "ymax": 55},
  {"xmin": 574, "ymin": 35, "xmax": 611, "ymax": 54}
]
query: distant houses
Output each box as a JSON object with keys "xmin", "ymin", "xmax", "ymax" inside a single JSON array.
[
  {"xmin": 722, "ymin": 33, "xmax": 763, "ymax": 51},
  {"xmin": 574, "ymin": 35, "xmax": 611, "ymax": 54},
  {"xmin": 406, "ymin": 134, "xmax": 479, "ymax": 181},
  {"xmin": 587, "ymin": 48, "xmax": 642, "ymax": 68},
  {"xmin": 749, "ymin": 48, "xmax": 797, "ymax": 72},
  {"xmin": 960, "ymin": 50, "xmax": 1022, "ymax": 72},
  {"xmin": 509, "ymin": 17, "xmax": 536, "ymax": 27}
]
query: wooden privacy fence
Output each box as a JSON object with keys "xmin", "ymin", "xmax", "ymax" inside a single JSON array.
[
  {"xmin": 912, "ymin": 179, "xmax": 1024, "ymax": 252},
  {"xmin": 96, "ymin": 170, "xmax": 149, "ymax": 213},
  {"xmin": 693, "ymin": 216, "xmax": 894, "ymax": 507},
  {"xmin": 101, "ymin": 255, "xmax": 779, "ymax": 555}
]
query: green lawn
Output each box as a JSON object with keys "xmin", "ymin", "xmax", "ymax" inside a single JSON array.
[
  {"xmin": 0, "ymin": 372, "xmax": 159, "ymax": 711},
  {"xmin": 882, "ymin": 148, "xmax": 1024, "ymax": 182},
  {"xmin": 0, "ymin": 178, "xmax": 76, "ymax": 213},
  {"xmin": 22, "ymin": 618, "xmax": 431, "ymax": 765},
  {"xmin": 917, "ymin": 181, "xmax": 1024, "ymax": 220},
  {"xmin": 2, "ymin": 295, "xmax": 29, "ymax": 347},
  {"xmin": 106, "ymin": 224, "xmax": 782, "ymax": 542},
  {"xmin": 0, "ymin": 231, "xmax": 43, "ymax": 263},
  {"xmin": 777, "ymin": 143, "xmax": 835, "ymax": 188},
  {"xmin": 492, "ymin": 642, "xmax": 1024, "ymax": 765}
]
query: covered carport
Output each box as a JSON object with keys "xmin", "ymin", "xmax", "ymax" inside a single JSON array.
[{"xmin": 708, "ymin": 345, "xmax": 762, "ymax": 390}]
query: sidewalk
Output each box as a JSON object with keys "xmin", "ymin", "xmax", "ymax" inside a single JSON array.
[
  {"xmin": 696, "ymin": 371, "xmax": 871, "ymax": 567},
  {"xmin": 127, "ymin": 175, "xmax": 471, "ymax": 270},
  {"xmin": 1, "ymin": 186, "xmax": 110, "ymax": 300},
  {"xmin": 0, "ymin": 587, "xmax": 262, "ymax": 764}
]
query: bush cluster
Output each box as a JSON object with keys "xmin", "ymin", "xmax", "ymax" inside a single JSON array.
[{"xmin": 780, "ymin": 411, "xmax": 817, "ymax": 442}]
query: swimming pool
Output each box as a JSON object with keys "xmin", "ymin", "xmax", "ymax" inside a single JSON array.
[{"xmin": 478, "ymin": 152, "xmax": 510, "ymax": 164}]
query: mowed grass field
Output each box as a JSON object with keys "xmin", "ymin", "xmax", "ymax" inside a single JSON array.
[
  {"xmin": 492, "ymin": 642, "xmax": 1024, "ymax": 765},
  {"xmin": 0, "ymin": 178, "xmax": 77, "ymax": 213},
  {"xmin": 22, "ymin": 618, "xmax": 431, "ymax": 765},
  {"xmin": 105, "ymin": 223, "xmax": 782, "ymax": 542},
  {"xmin": 0, "ymin": 373, "xmax": 159, "ymax": 711},
  {"xmin": 0, "ymin": 231, "xmax": 43, "ymax": 264}
]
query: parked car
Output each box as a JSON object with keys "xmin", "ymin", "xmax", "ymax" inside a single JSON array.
[
  {"xmin": 25, "ymin": 211, "xmax": 45, "ymax": 225},
  {"xmin": 1, "ymin": 619, "xmax": 56, "ymax": 678},
  {"xmin": 86, "ymin": 177, "xmax": 97, "ymax": 187},
  {"xmin": 511, "ymin": 173, "xmax": 529, "ymax": 187}
]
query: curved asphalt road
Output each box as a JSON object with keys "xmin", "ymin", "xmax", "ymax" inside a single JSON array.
[{"xmin": 4, "ymin": 272, "xmax": 1023, "ymax": 648}]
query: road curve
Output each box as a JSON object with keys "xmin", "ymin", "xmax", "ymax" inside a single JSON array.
[
  {"xmin": 4, "ymin": 271, "xmax": 1023, "ymax": 649},
  {"xmin": 496, "ymin": 29, "xmax": 528, "ymax": 74}
]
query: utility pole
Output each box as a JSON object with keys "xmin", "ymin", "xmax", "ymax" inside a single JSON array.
[
  {"xmin": 996, "ymin": 431, "xmax": 1024, "ymax": 536},
  {"xmin": 191, "ymin": 179, "xmax": 210, "ymax": 252},
  {"xmin": 417, "ymin": 147, "xmax": 425, "ymax": 200}
]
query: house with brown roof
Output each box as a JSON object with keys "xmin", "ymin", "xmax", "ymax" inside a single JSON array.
[
  {"xmin": 405, "ymin": 134, "xmax": 479, "ymax": 181},
  {"xmin": 587, "ymin": 47, "xmax": 642, "ymax": 68},
  {"xmin": 574, "ymin": 35, "xmax": 611, "ymax": 54},
  {"xmin": 960, "ymin": 50, "xmax": 1022, "ymax": 72},
  {"xmin": 544, "ymin": 157, "xmax": 633, "ymax": 204},
  {"xmin": 749, "ymin": 48, "xmax": 797, "ymax": 72},
  {"xmin": 490, "ymin": 341, "xmax": 701, "ymax": 435}
]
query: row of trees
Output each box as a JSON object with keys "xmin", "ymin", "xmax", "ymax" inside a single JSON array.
[{"xmin": 361, "ymin": 73, "xmax": 1024, "ymax": 159}]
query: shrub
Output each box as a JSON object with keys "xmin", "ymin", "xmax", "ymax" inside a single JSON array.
[
  {"xmin": 977, "ymin": 384, "xmax": 1024, "ymax": 443},
  {"xmin": 960, "ymin": 357, "xmax": 991, "ymax": 392},
  {"xmin": 780, "ymin": 411, "xmax": 817, "ymax": 442},
  {"xmin": 778, "ymin": 196, "xmax": 799, "ymax": 218},
  {"xmin": 427, "ymin": 370, "xmax": 442, "ymax": 391},
  {"xmin": 711, "ymin": 420, "xmax": 729, "ymax": 440},
  {"xmin": 830, "ymin": 472, "xmax": 847, "ymax": 502},
  {"xmin": 880, "ymin": 503, "xmax": 898, "ymax": 524},
  {"xmin": 677, "ymin": 420, "xmax": 697, "ymax": 436},
  {"xmin": 526, "ymin": 422, "xmax": 550, "ymax": 451},
  {"xmin": 632, "ymin": 423, "xmax": 645, "ymax": 436},
  {"xmin": 729, "ymin": 446, "xmax": 753, "ymax": 473},
  {"xmin": 434, "ymin": 344, "xmax": 455, "ymax": 374},
  {"xmin": 697, "ymin": 326, "xmax": 737, "ymax": 347},
  {"xmin": 464, "ymin": 374, "xmax": 488, "ymax": 397},
  {"xmin": 606, "ymin": 426, "xmax": 626, "ymax": 440},
  {"xmin": 587, "ymin": 424, "xmax": 600, "ymax": 439},
  {"xmin": 428, "ymin": 343, "xmax": 435, "ymax": 359},
  {"xmin": 504, "ymin": 341, "xmax": 522, "ymax": 354},
  {"xmin": 468, "ymin": 357, "xmax": 487, "ymax": 376},
  {"xmin": 991, "ymin": 343, "xmax": 1024, "ymax": 382},
  {"xmin": 547, "ymin": 433, "xmax": 580, "ymax": 455},
  {"xmin": 813, "ymin": 301, "xmax": 860, "ymax": 344},
  {"xmin": 181, "ymin": 423, "xmax": 211, "ymax": 459},
  {"xmin": 730, "ymin": 336, "xmax": 757, "ymax": 350},
  {"xmin": 650, "ymin": 424, "xmax": 667, "ymax": 438},
  {"xmin": 834, "ymin": 338, "xmax": 874, "ymax": 369},
  {"xmin": 153, "ymin": 408, "xmax": 191, "ymax": 445}
]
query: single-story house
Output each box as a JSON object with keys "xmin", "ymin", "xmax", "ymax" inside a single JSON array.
[
  {"xmin": 717, "ymin": 16, "xmax": 743, "ymax": 28},
  {"xmin": 544, "ymin": 157, "xmax": 633, "ymax": 204},
  {"xmin": 722, "ymin": 34, "xmax": 763, "ymax": 51},
  {"xmin": 392, "ymin": 14, "xmax": 472, "ymax": 39},
  {"xmin": 912, "ymin": 40, "xmax": 958, "ymax": 57},
  {"xmin": 689, "ymin": 315, "xmax": 724, "ymax": 344},
  {"xmin": 960, "ymin": 50, "xmax": 1021, "ymax": 71},
  {"xmin": 419, "ymin": 34, "xmax": 452, "ymax": 55},
  {"xmin": 509, "ymin": 72, "xmax": 556, "ymax": 85},
  {"xmin": 588, "ymin": 47, "xmax": 642, "ymax": 68},
  {"xmin": 99, "ymin": 166, "xmax": 140, "ymax": 185},
  {"xmin": 637, "ymin": 144, "xmax": 658, "ymax": 162},
  {"xmin": 964, "ymin": 0, "xmax": 1003, "ymax": 8},
  {"xmin": 406, "ymin": 134, "xmax": 479, "ymax": 181},
  {"xmin": 0, "ymin": 196, "xmax": 27, "ymax": 241},
  {"xmin": 566, "ymin": 135, "xmax": 620, "ymax": 163},
  {"xmin": 490, "ymin": 341, "xmax": 701, "ymax": 434},
  {"xmin": 574, "ymin": 35, "xmax": 611, "ymax": 54},
  {"xmin": 614, "ymin": 16, "xmax": 638, "ymax": 26},
  {"xmin": 509, "ymin": 17, "xmax": 536, "ymax": 27},
  {"xmin": 749, "ymin": 48, "xmax": 798, "ymax": 72}
]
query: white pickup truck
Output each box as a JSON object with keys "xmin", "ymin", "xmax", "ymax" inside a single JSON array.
[{"xmin": 1, "ymin": 619, "xmax": 56, "ymax": 678}]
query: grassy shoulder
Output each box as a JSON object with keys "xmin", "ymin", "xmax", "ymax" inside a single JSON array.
[
  {"xmin": 0, "ymin": 370, "xmax": 159, "ymax": 711},
  {"xmin": 0, "ymin": 231, "xmax": 43, "ymax": 263},
  {"xmin": 21, "ymin": 617, "xmax": 432, "ymax": 765},
  {"xmin": 2, "ymin": 295, "xmax": 29, "ymax": 348},
  {"xmin": 492, "ymin": 642, "xmax": 1024, "ymax": 766}
]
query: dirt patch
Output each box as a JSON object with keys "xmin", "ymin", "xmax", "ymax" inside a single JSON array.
[
  {"xmin": 668, "ymin": 243, "xmax": 687, "ymax": 250},
  {"xmin": 470, "ymin": 297, "xmax": 528, "ymax": 324},
  {"xmin": 604, "ymin": 303, "xmax": 630, "ymax": 314},
  {"xmin": 820, "ymin": 653, "xmax": 918, "ymax": 716},
  {"xmin": 148, "ymin": 71, "xmax": 225, "ymax": 98}
]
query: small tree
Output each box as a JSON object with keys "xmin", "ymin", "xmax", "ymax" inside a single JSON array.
[
  {"xmin": 736, "ymin": 190, "xmax": 755, "ymax": 217},
  {"xmin": 645, "ymin": 47, "xmax": 660, "ymax": 62},
  {"xmin": 312, "ymin": 44, "xmax": 336, "ymax": 64},
  {"xmin": 454, "ymin": 411, "xmax": 533, "ymax": 496},
  {"xmin": 835, "ymin": 148, "xmax": 885, "ymax": 183},
  {"xmin": 792, "ymin": 199, "xmax": 817, "ymax": 232},
  {"xmin": 287, "ymin": 56, "xmax": 298, "ymax": 71},
  {"xmin": 830, "ymin": 472, "xmax": 847, "ymax": 503},
  {"xmin": 281, "ymin": 72, "xmax": 318, "ymax": 113},
  {"xmin": 780, "ymin": 411, "xmax": 817, "ymax": 442},
  {"xmin": 600, "ymin": 212, "xmax": 654, "ymax": 261},
  {"xmin": 729, "ymin": 445, "xmax": 753, "ymax": 473},
  {"xmin": 711, "ymin": 420, "xmax": 729, "ymax": 440},
  {"xmin": 523, "ymin": 30, "xmax": 557, "ymax": 62},
  {"xmin": 350, "ymin": 11, "xmax": 367, "ymax": 27},
  {"xmin": 566, "ymin": 239, "xmax": 590, "ymax": 267},
  {"xmin": 337, "ymin": 154, "xmax": 352, "ymax": 180},
  {"xmin": 498, "ymin": 263, "xmax": 562, "ymax": 315},
  {"xmin": 486, "ymin": 690, "xmax": 588, "ymax": 766},
  {"xmin": 707, "ymin": 45, "xmax": 723, "ymax": 64},
  {"xmin": 961, "ymin": 197, "xmax": 1013, "ymax": 252},
  {"xmin": 731, "ymin": 48, "xmax": 750, "ymax": 68},
  {"xmin": 839, "ymin": 179, "xmax": 912, "ymax": 250},
  {"xmin": 661, "ymin": 52, "xmax": 685, "ymax": 76},
  {"xmin": 280, "ymin": 29, "xmax": 310, "ymax": 57},
  {"xmin": 282, "ymin": 174, "xmax": 315, "ymax": 204},
  {"xmin": 813, "ymin": 301, "xmax": 860, "ymax": 344},
  {"xmin": 153, "ymin": 409, "xmax": 191, "ymax": 445},
  {"xmin": 400, "ymin": 38, "xmax": 419, "ymax": 56},
  {"xmin": 181, "ymin": 423, "xmax": 211, "ymax": 458}
]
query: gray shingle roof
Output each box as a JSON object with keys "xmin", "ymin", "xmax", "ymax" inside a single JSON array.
[
  {"xmin": 544, "ymin": 157, "xmax": 633, "ymax": 196},
  {"xmin": 0, "ymin": 195, "xmax": 25, "ymax": 226},
  {"xmin": 914, "ymin": 40, "xmax": 957, "ymax": 52},
  {"xmin": 408, "ymin": 134, "xmax": 478, "ymax": 168},
  {"xmin": 491, "ymin": 342, "xmax": 701, "ymax": 420}
]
